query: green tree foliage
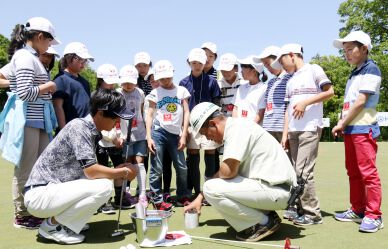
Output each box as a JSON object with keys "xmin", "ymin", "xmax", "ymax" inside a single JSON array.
[
  {"xmin": 0, "ymin": 34, "xmax": 10, "ymax": 111},
  {"xmin": 313, "ymin": 0, "xmax": 388, "ymax": 140}
]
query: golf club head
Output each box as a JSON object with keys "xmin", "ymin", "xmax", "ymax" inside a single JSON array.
[{"xmin": 111, "ymin": 230, "xmax": 125, "ymax": 237}]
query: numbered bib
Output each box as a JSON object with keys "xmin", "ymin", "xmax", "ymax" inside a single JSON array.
[{"xmin": 266, "ymin": 102, "xmax": 273, "ymax": 115}]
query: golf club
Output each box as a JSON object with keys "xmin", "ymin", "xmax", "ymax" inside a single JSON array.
[{"xmin": 111, "ymin": 111, "xmax": 134, "ymax": 237}]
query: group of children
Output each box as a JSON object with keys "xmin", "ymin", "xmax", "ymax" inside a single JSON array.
[{"xmin": 0, "ymin": 16, "xmax": 383, "ymax": 243}]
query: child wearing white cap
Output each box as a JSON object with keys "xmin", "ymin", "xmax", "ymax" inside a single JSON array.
[
  {"xmin": 254, "ymin": 46, "xmax": 293, "ymax": 143},
  {"xmin": 146, "ymin": 60, "xmax": 192, "ymax": 210},
  {"xmin": 271, "ymin": 43, "xmax": 334, "ymax": 225},
  {"xmin": 53, "ymin": 42, "xmax": 94, "ymax": 132},
  {"xmin": 201, "ymin": 42, "xmax": 218, "ymax": 79},
  {"xmin": 179, "ymin": 48, "xmax": 221, "ymax": 199},
  {"xmin": 0, "ymin": 17, "xmax": 59, "ymax": 229},
  {"xmin": 232, "ymin": 55, "xmax": 268, "ymax": 124},
  {"xmin": 117, "ymin": 64, "xmax": 148, "ymax": 208},
  {"xmin": 332, "ymin": 31, "xmax": 383, "ymax": 233},
  {"xmin": 134, "ymin": 52, "xmax": 153, "ymax": 96}
]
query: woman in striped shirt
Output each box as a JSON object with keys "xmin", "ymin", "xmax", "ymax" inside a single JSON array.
[{"xmin": 0, "ymin": 17, "xmax": 59, "ymax": 229}]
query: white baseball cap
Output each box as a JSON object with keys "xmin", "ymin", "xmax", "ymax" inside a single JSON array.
[
  {"xmin": 253, "ymin": 46, "xmax": 281, "ymax": 63},
  {"xmin": 154, "ymin": 60, "xmax": 174, "ymax": 81},
  {"xmin": 201, "ymin": 42, "xmax": 217, "ymax": 54},
  {"xmin": 271, "ymin": 44, "xmax": 303, "ymax": 70},
  {"xmin": 26, "ymin": 17, "xmax": 60, "ymax": 45},
  {"xmin": 217, "ymin": 53, "xmax": 238, "ymax": 71},
  {"xmin": 63, "ymin": 42, "xmax": 94, "ymax": 62},
  {"xmin": 333, "ymin": 30, "xmax": 372, "ymax": 51},
  {"xmin": 190, "ymin": 102, "xmax": 221, "ymax": 136},
  {"xmin": 188, "ymin": 48, "xmax": 207, "ymax": 65},
  {"xmin": 45, "ymin": 46, "xmax": 60, "ymax": 58},
  {"xmin": 119, "ymin": 64, "xmax": 139, "ymax": 84},
  {"xmin": 97, "ymin": 64, "xmax": 119, "ymax": 84},
  {"xmin": 134, "ymin": 52, "xmax": 151, "ymax": 65},
  {"xmin": 238, "ymin": 55, "xmax": 264, "ymax": 73}
]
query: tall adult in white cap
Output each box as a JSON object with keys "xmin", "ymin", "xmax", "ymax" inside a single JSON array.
[
  {"xmin": 184, "ymin": 102, "xmax": 297, "ymax": 242},
  {"xmin": 233, "ymin": 55, "xmax": 268, "ymax": 124},
  {"xmin": 332, "ymin": 30, "xmax": 384, "ymax": 233},
  {"xmin": 217, "ymin": 53, "xmax": 243, "ymax": 117},
  {"xmin": 271, "ymin": 43, "xmax": 334, "ymax": 226},
  {"xmin": 254, "ymin": 46, "xmax": 293, "ymax": 145},
  {"xmin": 24, "ymin": 89, "xmax": 137, "ymax": 244},
  {"xmin": 0, "ymin": 17, "xmax": 60, "ymax": 229},
  {"xmin": 201, "ymin": 42, "xmax": 218, "ymax": 79},
  {"xmin": 53, "ymin": 42, "xmax": 94, "ymax": 132},
  {"xmin": 179, "ymin": 48, "xmax": 221, "ymax": 200}
]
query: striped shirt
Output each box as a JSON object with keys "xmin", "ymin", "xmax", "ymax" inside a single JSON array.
[
  {"xmin": 218, "ymin": 75, "xmax": 245, "ymax": 117},
  {"xmin": 343, "ymin": 59, "xmax": 381, "ymax": 138},
  {"xmin": 9, "ymin": 45, "xmax": 50, "ymax": 128},
  {"xmin": 205, "ymin": 67, "xmax": 218, "ymax": 80},
  {"xmin": 137, "ymin": 75, "xmax": 152, "ymax": 96},
  {"xmin": 262, "ymin": 72, "xmax": 293, "ymax": 132}
]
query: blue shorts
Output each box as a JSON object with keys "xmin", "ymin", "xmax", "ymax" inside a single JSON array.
[{"xmin": 128, "ymin": 140, "xmax": 148, "ymax": 157}]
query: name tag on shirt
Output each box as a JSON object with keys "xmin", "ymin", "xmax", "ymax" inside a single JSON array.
[
  {"xmin": 163, "ymin": 114, "xmax": 172, "ymax": 124},
  {"xmin": 227, "ymin": 104, "xmax": 234, "ymax": 112},
  {"xmin": 131, "ymin": 118, "xmax": 138, "ymax": 131},
  {"xmin": 266, "ymin": 102, "xmax": 273, "ymax": 115},
  {"xmin": 241, "ymin": 110, "xmax": 248, "ymax": 118},
  {"xmin": 342, "ymin": 102, "xmax": 350, "ymax": 118}
]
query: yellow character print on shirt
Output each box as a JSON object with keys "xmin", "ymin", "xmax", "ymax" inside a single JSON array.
[{"xmin": 166, "ymin": 103, "xmax": 177, "ymax": 113}]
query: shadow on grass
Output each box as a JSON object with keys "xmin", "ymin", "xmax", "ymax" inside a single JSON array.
[
  {"xmin": 321, "ymin": 210, "xmax": 333, "ymax": 217},
  {"xmin": 200, "ymin": 218, "xmax": 229, "ymax": 227},
  {"xmin": 36, "ymin": 220, "xmax": 137, "ymax": 244}
]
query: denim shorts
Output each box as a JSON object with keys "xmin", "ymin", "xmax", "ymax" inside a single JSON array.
[{"xmin": 129, "ymin": 140, "xmax": 148, "ymax": 157}]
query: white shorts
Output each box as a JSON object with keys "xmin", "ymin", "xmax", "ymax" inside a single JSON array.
[{"xmin": 186, "ymin": 127, "xmax": 221, "ymax": 150}]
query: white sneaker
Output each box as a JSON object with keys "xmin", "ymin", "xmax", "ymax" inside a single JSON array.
[{"xmin": 38, "ymin": 219, "xmax": 85, "ymax": 244}]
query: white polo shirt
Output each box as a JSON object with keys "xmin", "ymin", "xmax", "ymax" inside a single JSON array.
[
  {"xmin": 284, "ymin": 64, "xmax": 331, "ymax": 132},
  {"xmin": 232, "ymin": 82, "xmax": 267, "ymax": 121},
  {"xmin": 0, "ymin": 63, "xmax": 11, "ymax": 79},
  {"xmin": 222, "ymin": 118, "xmax": 296, "ymax": 186}
]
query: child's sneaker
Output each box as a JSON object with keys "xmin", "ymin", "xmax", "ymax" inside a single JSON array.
[
  {"xmin": 335, "ymin": 209, "xmax": 364, "ymax": 222},
  {"xmin": 293, "ymin": 215, "xmax": 323, "ymax": 226},
  {"xmin": 154, "ymin": 201, "xmax": 173, "ymax": 211},
  {"xmin": 359, "ymin": 217, "xmax": 384, "ymax": 233},
  {"xmin": 163, "ymin": 193, "xmax": 172, "ymax": 203},
  {"xmin": 38, "ymin": 219, "xmax": 84, "ymax": 244},
  {"xmin": 283, "ymin": 207, "xmax": 298, "ymax": 221},
  {"xmin": 14, "ymin": 216, "xmax": 43, "ymax": 229},
  {"xmin": 101, "ymin": 202, "xmax": 116, "ymax": 214},
  {"xmin": 176, "ymin": 197, "xmax": 191, "ymax": 207},
  {"xmin": 114, "ymin": 192, "xmax": 137, "ymax": 209}
]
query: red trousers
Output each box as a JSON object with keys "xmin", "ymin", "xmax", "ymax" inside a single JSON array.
[{"xmin": 344, "ymin": 132, "xmax": 382, "ymax": 219}]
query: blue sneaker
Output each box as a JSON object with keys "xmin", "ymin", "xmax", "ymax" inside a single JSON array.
[
  {"xmin": 359, "ymin": 217, "xmax": 384, "ymax": 233},
  {"xmin": 335, "ymin": 209, "xmax": 364, "ymax": 223},
  {"xmin": 293, "ymin": 215, "xmax": 323, "ymax": 226}
]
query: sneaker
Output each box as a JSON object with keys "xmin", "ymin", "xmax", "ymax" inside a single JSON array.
[
  {"xmin": 101, "ymin": 202, "xmax": 116, "ymax": 214},
  {"xmin": 154, "ymin": 201, "xmax": 173, "ymax": 211},
  {"xmin": 176, "ymin": 197, "xmax": 191, "ymax": 207},
  {"xmin": 113, "ymin": 192, "xmax": 137, "ymax": 209},
  {"xmin": 359, "ymin": 217, "xmax": 384, "ymax": 233},
  {"xmin": 14, "ymin": 216, "xmax": 43, "ymax": 229},
  {"xmin": 138, "ymin": 195, "xmax": 148, "ymax": 207},
  {"xmin": 335, "ymin": 209, "xmax": 364, "ymax": 223},
  {"xmin": 283, "ymin": 207, "xmax": 298, "ymax": 221},
  {"xmin": 293, "ymin": 215, "xmax": 323, "ymax": 226},
  {"xmin": 236, "ymin": 211, "xmax": 281, "ymax": 242},
  {"xmin": 38, "ymin": 219, "xmax": 84, "ymax": 244},
  {"xmin": 202, "ymin": 199, "xmax": 211, "ymax": 206},
  {"xmin": 163, "ymin": 193, "xmax": 172, "ymax": 203}
]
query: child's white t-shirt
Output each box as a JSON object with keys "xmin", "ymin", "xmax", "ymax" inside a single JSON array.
[
  {"xmin": 284, "ymin": 64, "xmax": 331, "ymax": 132},
  {"xmin": 232, "ymin": 82, "xmax": 267, "ymax": 121},
  {"xmin": 148, "ymin": 86, "xmax": 191, "ymax": 135}
]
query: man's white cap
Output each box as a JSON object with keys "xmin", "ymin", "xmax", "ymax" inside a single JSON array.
[
  {"xmin": 97, "ymin": 64, "xmax": 119, "ymax": 84},
  {"xmin": 26, "ymin": 17, "xmax": 60, "ymax": 45},
  {"xmin": 134, "ymin": 52, "xmax": 151, "ymax": 65},
  {"xmin": 333, "ymin": 30, "xmax": 372, "ymax": 51},
  {"xmin": 188, "ymin": 48, "xmax": 207, "ymax": 65},
  {"xmin": 63, "ymin": 42, "xmax": 94, "ymax": 62},
  {"xmin": 271, "ymin": 43, "xmax": 303, "ymax": 70},
  {"xmin": 45, "ymin": 46, "xmax": 60, "ymax": 58},
  {"xmin": 217, "ymin": 53, "xmax": 238, "ymax": 71},
  {"xmin": 190, "ymin": 102, "xmax": 221, "ymax": 135},
  {"xmin": 238, "ymin": 55, "xmax": 264, "ymax": 73},
  {"xmin": 154, "ymin": 60, "xmax": 174, "ymax": 81},
  {"xmin": 253, "ymin": 46, "xmax": 281, "ymax": 63},
  {"xmin": 119, "ymin": 64, "xmax": 138, "ymax": 84},
  {"xmin": 201, "ymin": 42, "xmax": 217, "ymax": 54}
]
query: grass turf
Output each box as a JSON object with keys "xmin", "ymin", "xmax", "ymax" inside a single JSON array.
[{"xmin": 0, "ymin": 142, "xmax": 387, "ymax": 249}]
